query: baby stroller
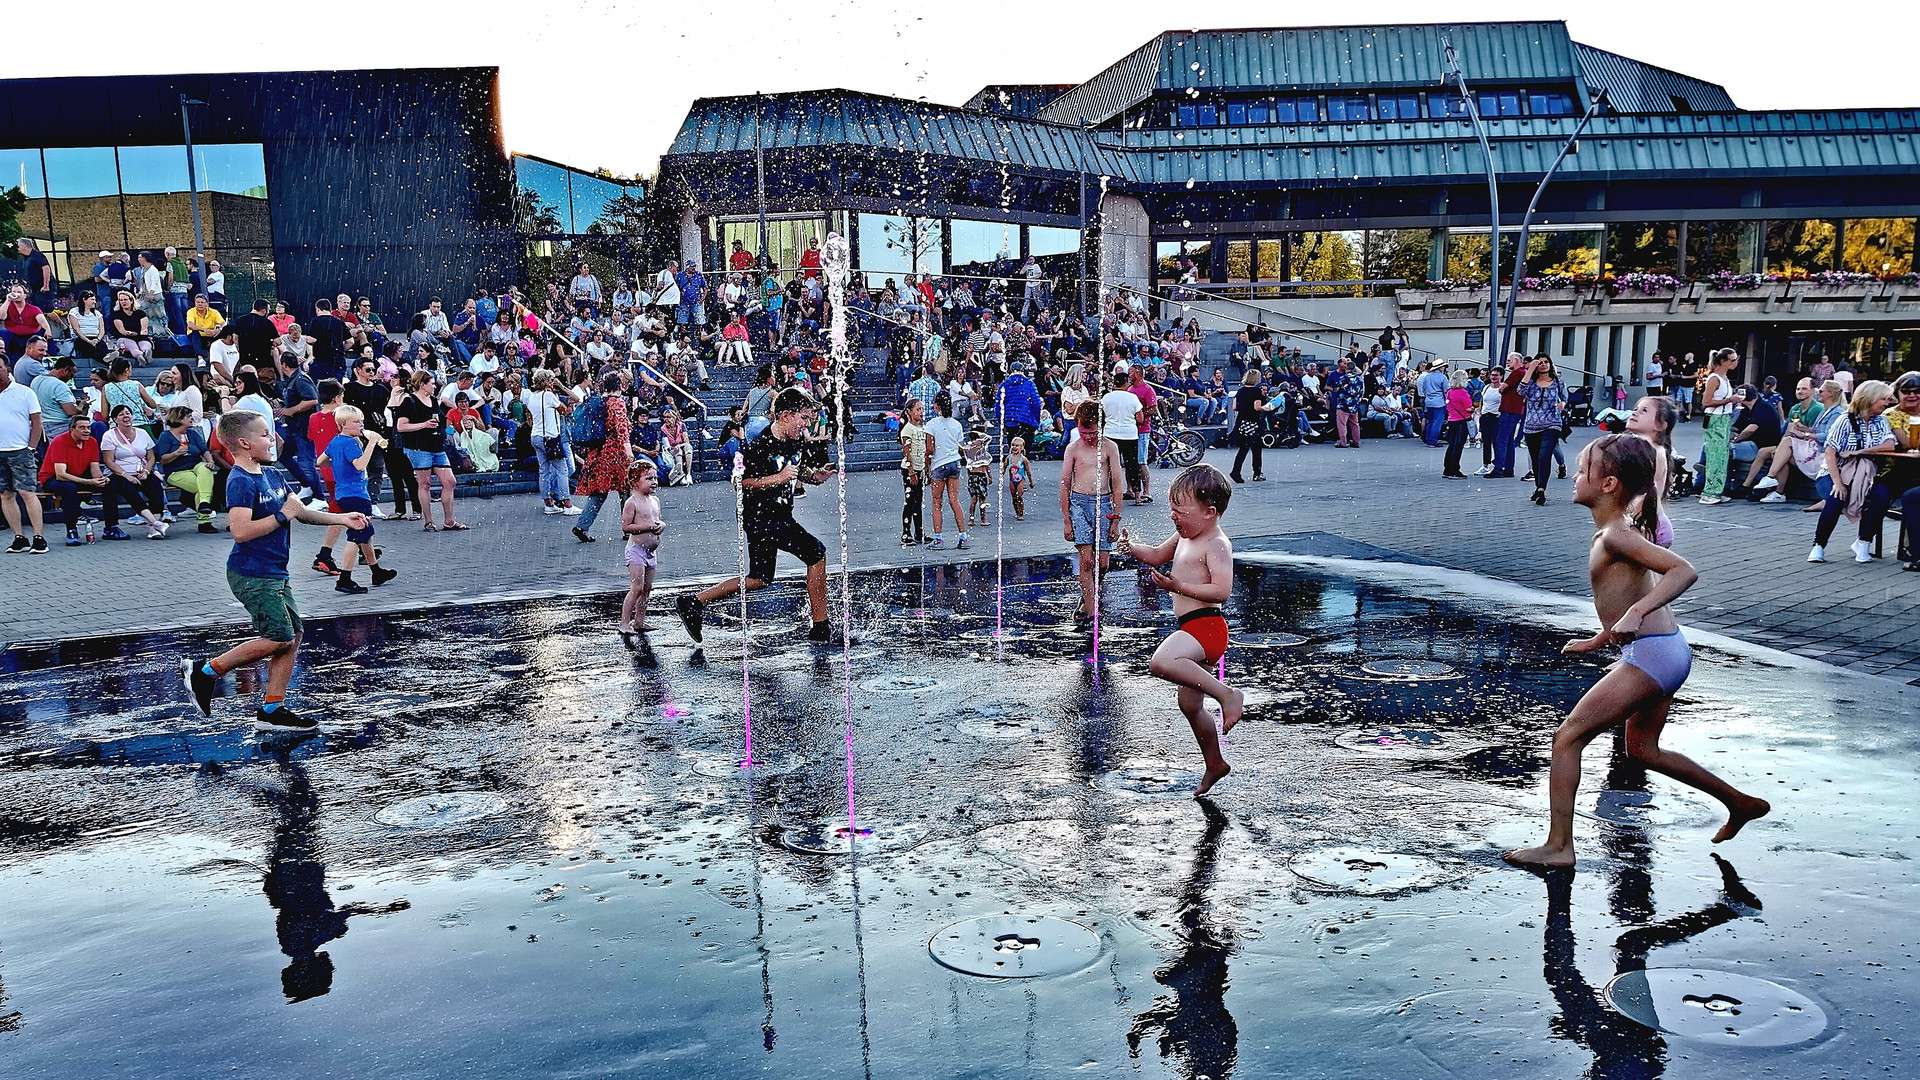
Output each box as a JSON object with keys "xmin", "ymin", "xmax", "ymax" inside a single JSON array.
[
  {"xmin": 1566, "ymin": 385, "xmax": 1594, "ymax": 428},
  {"xmin": 1566, "ymin": 385, "xmax": 1594, "ymax": 427}
]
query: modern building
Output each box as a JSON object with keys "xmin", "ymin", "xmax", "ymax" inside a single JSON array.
[
  {"xmin": 655, "ymin": 21, "xmax": 1920, "ymax": 382},
  {"xmin": 0, "ymin": 67, "xmax": 527, "ymax": 324}
]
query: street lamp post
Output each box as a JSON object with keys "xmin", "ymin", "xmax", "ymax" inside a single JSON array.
[
  {"xmin": 754, "ymin": 93, "xmax": 770, "ymax": 275},
  {"xmin": 1497, "ymin": 90, "xmax": 1610, "ymax": 367},
  {"xmin": 1440, "ymin": 38, "xmax": 1500, "ymax": 369},
  {"xmin": 1076, "ymin": 119, "xmax": 1091, "ymax": 321},
  {"xmin": 180, "ymin": 95, "xmax": 208, "ymax": 281}
]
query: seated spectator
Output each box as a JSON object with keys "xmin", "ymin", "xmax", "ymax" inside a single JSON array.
[
  {"xmin": 155, "ymin": 405, "xmax": 218, "ymax": 531},
  {"xmin": 718, "ymin": 312, "xmax": 753, "ymax": 368},
  {"xmin": 659, "ymin": 409, "xmax": 693, "ymax": 485},
  {"xmin": 38, "ymin": 420, "xmax": 113, "ymax": 545},
  {"xmin": 1725, "ymin": 384, "xmax": 1783, "ymax": 498},
  {"xmin": 455, "ymin": 415, "xmax": 498, "ymax": 473},
  {"xmin": 1366, "ymin": 390, "xmax": 1417, "ymax": 439},
  {"xmin": 98, "ymin": 404, "xmax": 170, "ymax": 539}
]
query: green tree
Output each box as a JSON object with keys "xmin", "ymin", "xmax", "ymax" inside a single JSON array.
[{"xmin": 0, "ymin": 185, "xmax": 26, "ymax": 252}]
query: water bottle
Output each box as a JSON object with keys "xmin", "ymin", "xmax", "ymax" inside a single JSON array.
[{"xmin": 83, "ymin": 517, "xmax": 96, "ymax": 543}]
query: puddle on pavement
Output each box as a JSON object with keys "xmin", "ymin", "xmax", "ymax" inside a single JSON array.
[{"xmin": 0, "ymin": 552, "xmax": 1912, "ymax": 1079}]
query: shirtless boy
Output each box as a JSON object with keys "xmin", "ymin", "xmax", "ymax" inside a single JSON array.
[
  {"xmin": 1506, "ymin": 435, "xmax": 1769, "ymax": 867},
  {"xmin": 620, "ymin": 460, "xmax": 662, "ymax": 636},
  {"xmin": 1059, "ymin": 399, "xmax": 1126, "ymax": 630},
  {"xmin": 1118, "ymin": 464, "xmax": 1245, "ymax": 796}
]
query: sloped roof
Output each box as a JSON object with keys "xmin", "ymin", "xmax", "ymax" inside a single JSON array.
[
  {"xmin": 665, "ymin": 90, "xmax": 1137, "ymax": 181},
  {"xmin": 1574, "ymin": 44, "xmax": 1737, "ymax": 114},
  {"xmin": 1038, "ymin": 22, "xmax": 1580, "ymax": 126},
  {"xmin": 962, "ymin": 84, "xmax": 1075, "ymax": 118}
]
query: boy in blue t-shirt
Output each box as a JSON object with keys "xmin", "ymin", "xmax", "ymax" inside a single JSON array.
[
  {"xmin": 182, "ymin": 411, "xmax": 370, "ymax": 731},
  {"xmin": 316, "ymin": 405, "xmax": 396, "ymax": 595}
]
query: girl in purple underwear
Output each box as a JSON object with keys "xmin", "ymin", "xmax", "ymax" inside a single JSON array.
[{"xmin": 619, "ymin": 461, "xmax": 662, "ymax": 636}]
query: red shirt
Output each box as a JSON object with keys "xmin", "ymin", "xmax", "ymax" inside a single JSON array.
[
  {"xmin": 799, "ymin": 248, "xmax": 822, "ymax": 279},
  {"xmin": 1499, "ymin": 367, "xmax": 1527, "ymax": 415},
  {"xmin": 1129, "ymin": 380, "xmax": 1157, "ymax": 433},
  {"xmin": 39, "ymin": 433, "xmax": 101, "ymax": 485},
  {"xmin": 310, "ymin": 411, "xmax": 341, "ymax": 485},
  {"xmin": 729, "ymin": 250, "xmax": 755, "ymax": 271},
  {"xmin": 3, "ymin": 300, "xmax": 44, "ymax": 336}
]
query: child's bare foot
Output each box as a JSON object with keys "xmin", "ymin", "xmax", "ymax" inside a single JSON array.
[
  {"xmin": 1712, "ymin": 797, "xmax": 1771, "ymax": 843},
  {"xmin": 1194, "ymin": 761, "xmax": 1230, "ymax": 796},
  {"xmin": 1503, "ymin": 844, "xmax": 1575, "ymax": 868},
  {"xmin": 617, "ymin": 623, "xmax": 633, "ymax": 634},
  {"xmin": 1220, "ymin": 688, "xmax": 1245, "ymax": 734},
  {"xmin": 634, "ymin": 620, "xmax": 654, "ymax": 631}
]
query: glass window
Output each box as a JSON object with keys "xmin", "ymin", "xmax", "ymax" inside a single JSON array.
[
  {"xmin": 1843, "ymin": 218, "xmax": 1915, "ymax": 275},
  {"xmin": 1607, "ymin": 222, "xmax": 1680, "ymax": 274},
  {"xmin": 1245, "ymin": 99, "xmax": 1270, "ymax": 124},
  {"xmin": 858, "ymin": 213, "xmax": 941, "ymax": 285},
  {"xmin": 1525, "ymin": 227, "xmax": 1602, "ymax": 276},
  {"xmin": 1273, "ymin": 97, "xmax": 1318, "ymax": 124},
  {"xmin": 1561, "ymin": 326, "xmax": 1576, "ymax": 357},
  {"xmin": 1686, "ymin": 221, "xmax": 1760, "ymax": 275},
  {"xmin": 1763, "ymin": 219, "xmax": 1836, "ymax": 274},
  {"xmin": 1446, "ymin": 231, "xmax": 1493, "ymax": 280},
  {"xmin": 1376, "ymin": 95, "xmax": 1422, "ymax": 121},
  {"xmin": 950, "ymin": 218, "xmax": 1015, "ymax": 273},
  {"xmin": 113, "ymin": 145, "xmax": 190, "ymax": 195},
  {"xmin": 44, "ymin": 147, "xmax": 126, "ymax": 265},
  {"xmin": 1175, "ymin": 104, "xmax": 1196, "ymax": 128},
  {"xmin": 1359, "ymin": 229, "xmax": 1434, "ymax": 281},
  {"xmin": 515, "ymin": 156, "xmax": 574, "ymax": 233},
  {"xmin": 1327, "ymin": 96, "xmax": 1371, "ymax": 123},
  {"xmin": 0, "ymin": 148, "xmax": 46, "ymax": 197},
  {"xmin": 193, "ymin": 144, "xmax": 267, "ymax": 196},
  {"xmin": 1295, "ymin": 231, "xmax": 1361, "ymax": 284},
  {"xmin": 1435, "ymin": 93, "xmax": 1470, "ymax": 118},
  {"xmin": 1226, "ymin": 102, "xmax": 1247, "ymax": 126},
  {"xmin": 1195, "ymin": 102, "xmax": 1218, "ymax": 126},
  {"xmin": 717, "ymin": 217, "xmax": 825, "ymax": 281},
  {"xmin": 1529, "ymin": 92, "xmax": 1576, "ymax": 117},
  {"xmin": 1478, "ymin": 92, "xmax": 1522, "ymax": 117},
  {"xmin": 1028, "ymin": 226, "xmax": 1079, "ymax": 257},
  {"xmin": 1155, "ymin": 241, "xmax": 1184, "ymax": 286}
]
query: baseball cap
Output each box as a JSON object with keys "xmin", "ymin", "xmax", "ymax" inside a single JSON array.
[{"xmin": 98, "ymin": 250, "xmax": 112, "ymax": 258}]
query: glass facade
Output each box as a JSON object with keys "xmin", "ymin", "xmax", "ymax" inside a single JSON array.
[
  {"xmin": 1764, "ymin": 219, "xmax": 1836, "ymax": 274},
  {"xmin": 949, "ymin": 218, "xmax": 1017, "ymax": 274},
  {"xmin": 1151, "ymin": 85, "xmax": 1577, "ymax": 128},
  {"xmin": 513, "ymin": 155, "xmax": 644, "ymax": 235},
  {"xmin": 857, "ymin": 213, "xmax": 941, "ymax": 286},
  {"xmin": 1, "ymin": 143, "xmax": 270, "ymax": 291},
  {"xmin": 714, "ymin": 217, "xmax": 827, "ymax": 278},
  {"xmin": 1842, "ymin": 218, "xmax": 1915, "ymax": 275},
  {"xmin": 1607, "ymin": 222, "xmax": 1680, "ymax": 274}
]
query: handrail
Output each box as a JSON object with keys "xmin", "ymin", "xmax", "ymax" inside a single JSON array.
[{"xmin": 1096, "ymin": 276, "xmax": 1443, "ymax": 369}]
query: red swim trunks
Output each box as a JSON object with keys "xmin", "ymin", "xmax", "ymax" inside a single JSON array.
[{"xmin": 1177, "ymin": 607, "xmax": 1230, "ymax": 665}]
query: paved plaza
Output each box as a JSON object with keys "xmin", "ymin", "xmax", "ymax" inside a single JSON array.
[{"xmin": 6, "ymin": 426, "xmax": 1915, "ymax": 685}]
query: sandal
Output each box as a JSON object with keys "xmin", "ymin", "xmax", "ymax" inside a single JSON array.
[
  {"xmin": 442, "ymin": 522, "xmax": 470, "ymax": 531},
  {"xmin": 1135, "ymin": 494, "xmax": 1153, "ymax": 504},
  {"xmin": 423, "ymin": 522, "xmax": 439, "ymax": 532},
  {"xmin": 402, "ymin": 512, "xmax": 422, "ymax": 521}
]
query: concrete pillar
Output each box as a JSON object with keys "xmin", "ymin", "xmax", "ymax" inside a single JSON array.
[
  {"xmin": 1098, "ymin": 193, "xmax": 1150, "ymax": 298},
  {"xmin": 679, "ymin": 209, "xmax": 703, "ymax": 271}
]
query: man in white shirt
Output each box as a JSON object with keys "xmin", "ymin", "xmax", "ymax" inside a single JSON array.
[
  {"xmin": 469, "ymin": 344, "xmax": 501, "ymax": 377},
  {"xmin": 1099, "ymin": 367, "xmax": 1144, "ymax": 502},
  {"xmin": 0, "ymin": 358, "xmax": 48, "ymax": 553},
  {"xmin": 208, "ymin": 326, "xmax": 241, "ymax": 384}
]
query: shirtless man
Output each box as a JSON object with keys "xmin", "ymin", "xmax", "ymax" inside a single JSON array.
[
  {"xmin": 1119, "ymin": 464, "xmax": 1245, "ymax": 796},
  {"xmin": 1059, "ymin": 399, "xmax": 1125, "ymax": 630}
]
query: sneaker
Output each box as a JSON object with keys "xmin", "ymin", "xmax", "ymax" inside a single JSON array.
[
  {"xmin": 1851, "ymin": 540, "xmax": 1874, "ymax": 563},
  {"xmin": 147, "ymin": 525, "xmax": 168, "ymax": 540},
  {"xmin": 369, "ymin": 505, "xmax": 388, "ymax": 519},
  {"xmin": 808, "ymin": 621, "xmax": 832, "ymax": 644},
  {"xmin": 561, "ymin": 505, "xmax": 583, "ymax": 516},
  {"xmin": 1697, "ymin": 495, "xmax": 1729, "ymax": 505},
  {"xmin": 182, "ymin": 658, "xmax": 220, "ymax": 718},
  {"xmin": 4, "ymin": 535, "xmax": 26, "ymax": 554},
  {"xmin": 334, "ymin": 574, "xmax": 368, "ymax": 594},
  {"xmin": 901, "ymin": 536, "xmax": 918, "ymax": 547},
  {"xmin": 305, "ymin": 497, "xmax": 330, "ymax": 511},
  {"xmin": 1807, "ymin": 544, "xmax": 1826, "ymax": 563},
  {"xmin": 956, "ymin": 534, "xmax": 970, "ymax": 550},
  {"xmin": 1521, "ymin": 472, "xmax": 1535, "ymax": 482},
  {"xmin": 572, "ymin": 526, "xmax": 595, "ymax": 543},
  {"xmin": 676, "ymin": 593, "xmax": 705, "ymax": 644},
  {"xmin": 1759, "ymin": 492, "xmax": 1786, "ymax": 504},
  {"xmin": 1475, "ymin": 465, "xmax": 1493, "ymax": 476},
  {"xmin": 28, "ymin": 535, "xmax": 47, "ymax": 555},
  {"xmin": 66, "ymin": 529, "xmax": 83, "ymax": 547},
  {"xmin": 253, "ymin": 706, "xmax": 317, "ymax": 732},
  {"xmin": 199, "ymin": 522, "xmax": 218, "ymax": 533},
  {"xmin": 313, "ymin": 554, "xmax": 341, "ymax": 576},
  {"xmin": 543, "ymin": 504, "xmax": 564, "ymax": 515},
  {"xmin": 1754, "ymin": 476, "xmax": 1779, "ymax": 492},
  {"xmin": 925, "ymin": 536, "xmax": 945, "ymax": 550},
  {"xmin": 104, "ymin": 526, "xmax": 130, "ymax": 541},
  {"xmin": 371, "ymin": 565, "xmax": 398, "ymax": 587}
]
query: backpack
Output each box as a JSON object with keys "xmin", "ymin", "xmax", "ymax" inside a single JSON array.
[{"xmin": 569, "ymin": 394, "xmax": 607, "ymax": 449}]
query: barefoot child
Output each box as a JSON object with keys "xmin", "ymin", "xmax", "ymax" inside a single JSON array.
[
  {"xmin": 1505, "ymin": 435, "xmax": 1769, "ymax": 868},
  {"xmin": 963, "ymin": 423, "xmax": 993, "ymax": 526},
  {"xmin": 1005, "ymin": 437, "xmax": 1032, "ymax": 521},
  {"xmin": 620, "ymin": 461, "xmax": 662, "ymax": 634},
  {"xmin": 1118, "ymin": 464, "xmax": 1244, "ymax": 796},
  {"xmin": 316, "ymin": 405, "xmax": 396, "ymax": 595},
  {"xmin": 183, "ymin": 411, "xmax": 371, "ymax": 731},
  {"xmin": 1059, "ymin": 399, "xmax": 1125, "ymax": 630}
]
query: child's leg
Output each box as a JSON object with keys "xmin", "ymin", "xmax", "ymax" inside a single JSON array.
[
  {"xmin": 212, "ymin": 636, "xmax": 289, "ymax": 676},
  {"xmin": 1148, "ymin": 630, "xmax": 1244, "ymax": 729},
  {"xmin": 1624, "ymin": 697, "xmax": 1770, "ymax": 842},
  {"xmin": 1505, "ymin": 664, "xmax": 1659, "ymax": 866},
  {"xmin": 1177, "ymin": 685, "xmax": 1230, "ymax": 796},
  {"xmin": 355, "ymin": 540, "xmax": 378, "ymax": 569},
  {"xmin": 636, "ymin": 566, "xmax": 654, "ymax": 628},
  {"xmin": 338, "ymin": 538, "xmax": 359, "ymax": 573},
  {"xmin": 1076, "ymin": 543, "xmax": 1095, "ymax": 615},
  {"xmin": 263, "ymin": 635, "xmax": 301, "ymax": 701},
  {"xmin": 621, "ymin": 561, "xmax": 644, "ymax": 631}
]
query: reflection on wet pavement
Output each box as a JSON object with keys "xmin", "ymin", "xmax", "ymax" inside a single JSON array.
[{"xmin": 0, "ymin": 554, "xmax": 1912, "ymax": 1078}]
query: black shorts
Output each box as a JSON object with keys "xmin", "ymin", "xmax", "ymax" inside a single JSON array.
[
  {"xmin": 745, "ymin": 516, "xmax": 826, "ymax": 582},
  {"xmin": 1117, "ymin": 436, "xmax": 1142, "ymax": 484}
]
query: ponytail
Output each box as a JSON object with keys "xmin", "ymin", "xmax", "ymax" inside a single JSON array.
[{"xmin": 1590, "ymin": 433, "xmax": 1661, "ymax": 538}]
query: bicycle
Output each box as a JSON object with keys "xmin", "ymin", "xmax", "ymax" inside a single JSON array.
[{"xmin": 1146, "ymin": 407, "xmax": 1207, "ymax": 469}]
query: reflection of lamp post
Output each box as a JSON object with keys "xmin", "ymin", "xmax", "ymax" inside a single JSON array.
[
  {"xmin": 1440, "ymin": 37, "xmax": 1500, "ymax": 367},
  {"xmin": 1498, "ymin": 90, "xmax": 1609, "ymax": 367},
  {"xmin": 180, "ymin": 95, "xmax": 208, "ymax": 277}
]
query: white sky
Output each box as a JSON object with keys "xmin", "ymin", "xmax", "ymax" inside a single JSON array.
[{"xmin": 15, "ymin": 0, "xmax": 1918, "ymax": 178}]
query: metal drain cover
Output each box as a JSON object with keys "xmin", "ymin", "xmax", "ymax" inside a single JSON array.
[
  {"xmin": 1359, "ymin": 659, "xmax": 1459, "ymax": 679},
  {"xmin": 374, "ymin": 792, "xmax": 508, "ymax": 829},
  {"xmin": 857, "ymin": 675, "xmax": 944, "ymax": 694},
  {"xmin": 1605, "ymin": 969, "xmax": 1830, "ymax": 1047},
  {"xmin": 1231, "ymin": 632, "xmax": 1309, "ymax": 648},
  {"xmin": 929, "ymin": 915, "xmax": 1102, "ymax": 978},
  {"xmin": 1289, "ymin": 846, "xmax": 1451, "ymax": 895}
]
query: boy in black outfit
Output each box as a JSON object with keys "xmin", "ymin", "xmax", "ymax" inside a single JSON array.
[{"xmin": 677, "ymin": 388, "xmax": 840, "ymax": 645}]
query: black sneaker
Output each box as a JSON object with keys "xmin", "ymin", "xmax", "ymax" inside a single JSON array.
[
  {"xmin": 253, "ymin": 706, "xmax": 317, "ymax": 731},
  {"xmin": 334, "ymin": 574, "xmax": 368, "ymax": 594},
  {"xmin": 4, "ymin": 535, "xmax": 26, "ymax": 554},
  {"xmin": 313, "ymin": 554, "xmax": 341, "ymax": 576},
  {"xmin": 28, "ymin": 535, "xmax": 47, "ymax": 554},
  {"xmin": 66, "ymin": 529, "xmax": 83, "ymax": 547},
  {"xmin": 182, "ymin": 658, "xmax": 220, "ymax": 718},
  {"xmin": 198, "ymin": 522, "xmax": 217, "ymax": 534},
  {"xmin": 573, "ymin": 526, "xmax": 595, "ymax": 543},
  {"xmin": 371, "ymin": 565, "xmax": 398, "ymax": 587},
  {"xmin": 676, "ymin": 593, "xmax": 704, "ymax": 643},
  {"xmin": 808, "ymin": 621, "xmax": 859, "ymax": 645}
]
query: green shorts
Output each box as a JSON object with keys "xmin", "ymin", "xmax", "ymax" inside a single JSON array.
[{"xmin": 227, "ymin": 571, "xmax": 302, "ymax": 643}]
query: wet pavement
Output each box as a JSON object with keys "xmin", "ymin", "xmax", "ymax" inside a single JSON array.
[{"xmin": 0, "ymin": 554, "xmax": 1913, "ymax": 1078}]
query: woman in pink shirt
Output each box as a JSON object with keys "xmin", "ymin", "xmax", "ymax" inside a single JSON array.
[{"xmin": 1442, "ymin": 368, "xmax": 1477, "ymax": 478}]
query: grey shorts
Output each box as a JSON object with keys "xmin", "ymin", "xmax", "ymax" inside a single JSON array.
[
  {"xmin": 0, "ymin": 447, "xmax": 37, "ymax": 493},
  {"xmin": 1069, "ymin": 490, "xmax": 1115, "ymax": 550},
  {"xmin": 931, "ymin": 460, "xmax": 961, "ymax": 483}
]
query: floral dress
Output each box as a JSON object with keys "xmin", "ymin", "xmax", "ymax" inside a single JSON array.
[{"xmin": 575, "ymin": 392, "xmax": 632, "ymax": 498}]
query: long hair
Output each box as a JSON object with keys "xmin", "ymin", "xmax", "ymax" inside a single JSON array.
[
  {"xmin": 1635, "ymin": 395, "xmax": 1679, "ymax": 458},
  {"xmin": 1588, "ymin": 433, "xmax": 1661, "ymax": 537}
]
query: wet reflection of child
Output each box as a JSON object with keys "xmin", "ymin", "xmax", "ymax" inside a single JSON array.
[
  {"xmin": 677, "ymin": 389, "xmax": 835, "ymax": 646},
  {"xmin": 620, "ymin": 461, "xmax": 662, "ymax": 636},
  {"xmin": 1117, "ymin": 464, "xmax": 1245, "ymax": 796},
  {"xmin": 1505, "ymin": 435, "xmax": 1770, "ymax": 868}
]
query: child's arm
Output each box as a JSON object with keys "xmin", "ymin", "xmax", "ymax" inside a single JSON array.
[
  {"xmin": 1121, "ymin": 529, "xmax": 1180, "ymax": 566},
  {"xmin": 1602, "ymin": 528, "xmax": 1699, "ymax": 641},
  {"xmin": 315, "ymin": 449, "xmax": 331, "ymax": 469},
  {"xmin": 354, "ymin": 437, "xmax": 381, "ymax": 470}
]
